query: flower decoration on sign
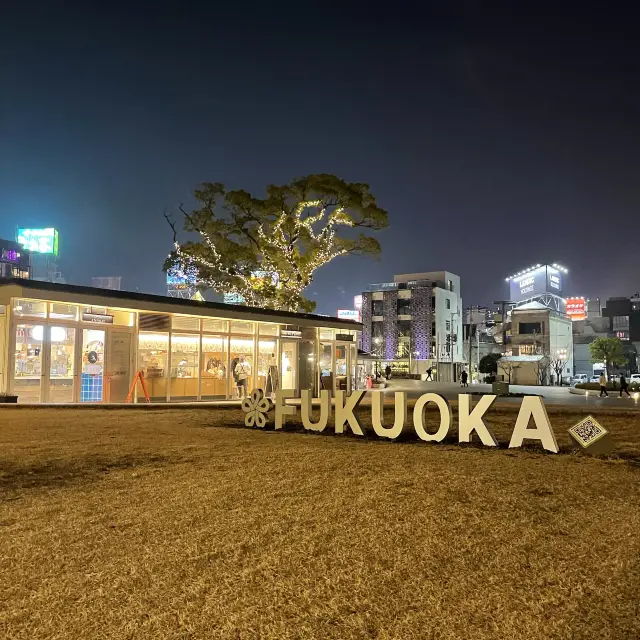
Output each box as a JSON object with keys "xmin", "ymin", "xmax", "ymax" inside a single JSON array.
[{"xmin": 241, "ymin": 388, "xmax": 273, "ymax": 428}]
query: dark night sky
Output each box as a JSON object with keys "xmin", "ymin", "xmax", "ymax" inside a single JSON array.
[{"xmin": 2, "ymin": 3, "xmax": 639, "ymax": 313}]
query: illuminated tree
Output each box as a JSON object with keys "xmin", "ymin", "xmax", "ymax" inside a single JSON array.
[{"xmin": 165, "ymin": 175, "xmax": 388, "ymax": 312}]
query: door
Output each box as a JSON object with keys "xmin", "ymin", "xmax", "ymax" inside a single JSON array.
[
  {"xmin": 107, "ymin": 330, "xmax": 133, "ymax": 403},
  {"xmin": 80, "ymin": 328, "xmax": 106, "ymax": 402},
  {"xmin": 281, "ymin": 340, "xmax": 298, "ymax": 392},
  {"xmin": 13, "ymin": 323, "xmax": 44, "ymax": 403},
  {"xmin": 48, "ymin": 326, "xmax": 77, "ymax": 403}
]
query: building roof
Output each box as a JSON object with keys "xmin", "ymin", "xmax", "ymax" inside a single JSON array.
[
  {"xmin": 0, "ymin": 278, "xmax": 362, "ymax": 330},
  {"xmin": 513, "ymin": 301, "xmax": 550, "ymax": 311}
]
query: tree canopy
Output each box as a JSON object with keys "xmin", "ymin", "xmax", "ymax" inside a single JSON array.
[
  {"xmin": 165, "ymin": 174, "xmax": 388, "ymax": 312},
  {"xmin": 589, "ymin": 337, "xmax": 626, "ymax": 373},
  {"xmin": 479, "ymin": 353, "xmax": 502, "ymax": 374}
]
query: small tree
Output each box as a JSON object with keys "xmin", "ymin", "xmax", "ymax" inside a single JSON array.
[
  {"xmin": 549, "ymin": 355, "xmax": 567, "ymax": 385},
  {"xmin": 589, "ymin": 337, "xmax": 626, "ymax": 378},
  {"xmin": 498, "ymin": 358, "xmax": 521, "ymax": 384},
  {"xmin": 479, "ymin": 353, "xmax": 502, "ymax": 375},
  {"xmin": 532, "ymin": 355, "xmax": 550, "ymax": 385}
]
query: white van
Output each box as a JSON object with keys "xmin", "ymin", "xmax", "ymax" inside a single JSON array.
[{"xmin": 571, "ymin": 374, "xmax": 588, "ymax": 385}]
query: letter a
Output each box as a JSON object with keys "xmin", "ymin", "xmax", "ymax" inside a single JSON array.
[
  {"xmin": 275, "ymin": 389, "xmax": 296, "ymax": 430},
  {"xmin": 334, "ymin": 390, "xmax": 365, "ymax": 436},
  {"xmin": 301, "ymin": 390, "xmax": 331, "ymax": 432},
  {"xmin": 458, "ymin": 394, "xmax": 498, "ymax": 447},
  {"xmin": 509, "ymin": 396, "xmax": 559, "ymax": 453},
  {"xmin": 371, "ymin": 391, "xmax": 406, "ymax": 439}
]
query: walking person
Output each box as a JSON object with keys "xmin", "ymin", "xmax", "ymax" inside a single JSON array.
[
  {"xmin": 619, "ymin": 374, "xmax": 631, "ymax": 397},
  {"xmin": 461, "ymin": 370, "xmax": 468, "ymax": 387},
  {"xmin": 425, "ymin": 367, "xmax": 433, "ymax": 381},
  {"xmin": 599, "ymin": 373, "xmax": 609, "ymax": 397},
  {"xmin": 384, "ymin": 365, "xmax": 392, "ymax": 380}
]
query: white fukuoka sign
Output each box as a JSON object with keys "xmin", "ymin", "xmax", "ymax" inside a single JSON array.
[{"xmin": 242, "ymin": 389, "xmax": 560, "ymax": 453}]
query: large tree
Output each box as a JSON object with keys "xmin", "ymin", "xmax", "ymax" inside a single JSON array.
[
  {"xmin": 165, "ymin": 174, "xmax": 388, "ymax": 312},
  {"xmin": 589, "ymin": 336, "xmax": 626, "ymax": 377}
]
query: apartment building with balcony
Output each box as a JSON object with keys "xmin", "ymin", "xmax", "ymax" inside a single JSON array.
[{"xmin": 360, "ymin": 271, "xmax": 464, "ymax": 381}]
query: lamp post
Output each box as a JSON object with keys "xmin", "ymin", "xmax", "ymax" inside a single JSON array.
[{"xmin": 374, "ymin": 336, "xmax": 382, "ymax": 379}]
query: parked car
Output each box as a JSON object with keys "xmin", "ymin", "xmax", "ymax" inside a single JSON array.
[
  {"xmin": 571, "ymin": 374, "xmax": 588, "ymax": 385},
  {"xmin": 630, "ymin": 374, "xmax": 640, "ymax": 385},
  {"xmin": 590, "ymin": 375, "xmax": 601, "ymax": 383}
]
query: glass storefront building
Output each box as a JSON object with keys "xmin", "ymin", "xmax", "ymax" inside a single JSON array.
[{"xmin": 0, "ymin": 279, "xmax": 361, "ymax": 404}]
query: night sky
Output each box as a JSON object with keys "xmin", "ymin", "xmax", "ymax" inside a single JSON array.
[{"xmin": 2, "ymin": 4, "xmax": 639, "ymax": 313}]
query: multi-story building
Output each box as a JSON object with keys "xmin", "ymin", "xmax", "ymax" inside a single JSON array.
[
  {"xmin": 601, "ymin": 295, "xmax": 640, "ymax": 373},
  {"xmin": 360, "ymin": 271, "xmax": 464, "ymax": 381},
  {"xmin": 0, "ymin": 238, "xmax": 31, "ymax": 280},
  {"xmin": 503, "ymin": 302, "xmax": 574, "ymax": 384}
]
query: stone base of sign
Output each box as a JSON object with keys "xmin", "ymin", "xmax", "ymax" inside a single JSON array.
[{"xmin": 576, "ymin": 432, "xmax": 614, "ymax": 456}]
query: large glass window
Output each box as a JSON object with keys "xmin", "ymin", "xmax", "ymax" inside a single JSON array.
[
  {"xmin": 397, "ymin": 298, "xmax": 411, "ymax": 315},
  {"xmin": 230, "ymin": 320, "xmax": 255, "ymax": 334},
  {"xmin": 613, "ymin": 315, "xmax": 630, "ymax": 331},
  {"xmin": 13, "ymin": 299, "xmax": 46, "ymax": 318},
  {"xmin": 170, "ymin": 334, "xmax": 199, "ymax": 401},
  {"xmin": 50, "ymin": 303, "xmax": 78, "ymax": 321},
  {"xmin": 14, "ymin": 324, "xmax": 43, "ymax": 402},
  {"xmin": 172, "ymin": 315, "xmax": 200, "ymax": 331},
  {"xmin": 138, "ymin": 332, "xmax": 169, "ymax": 402},
  {"xmin": 335, "ymin": 345, "xmax": 347, "ymax": 390},
  {"xmin": 229, "ymin": 337, "xmax": 254, "ymax": 399},
  {"xmin": 49, "ymin": 326, "xmax": 75, "ymax": 403},
  {"xmin": 202, "ymin": 318, "xmax": 227, "ymax": 333},
  {"xmin": 259, "ymin": 324, "xmax": 279, "ymax": 336},
  {"xmin": 372, "ymin": 300, "xmax": 384, "ymax": 316},
  {"xmin": 201, "ymin": 335, "xmax": 228, "ymax": 400},
  {"xmin": 257, "ymin": 338, "xmax": 277, "ymax": 392},
  {"xmin": 319, "ymin": 343, "xmax": 333, "ymax": 390}
]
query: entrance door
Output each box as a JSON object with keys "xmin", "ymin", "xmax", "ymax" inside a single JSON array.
[
  {"xmin": 13, "ymin": 323, "xmax": 44, "ymax": 403},
  {"xmin": 80, "ymin": 328, "xmax": 106, "ymax": 402},
  {"xmin": 107, "ymin": 330, "xmax": 132, "ymax": 403},
  {"xmin": 48, "ymin": 326, "xmax": 76, "ymax": 403},
  {"xmin": 281, "ymin": 341, "xmax": 298, "ymax": 392}
]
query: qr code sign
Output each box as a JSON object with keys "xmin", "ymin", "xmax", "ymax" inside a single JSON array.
[{"xmin": 568, "ymin": 416, "xmax": 608, "ymax": 447}]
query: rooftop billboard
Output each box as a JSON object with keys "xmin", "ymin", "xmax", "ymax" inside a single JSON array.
[
  {"xmin": 507, "ymin": 265, "xmax": 564, "ymax": 302},
  {"xmin": 16, "ymin": 228, "xmax": 59, "ymax": 256}
]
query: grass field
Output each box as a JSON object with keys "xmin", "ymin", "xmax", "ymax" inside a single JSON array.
[{"xmin": 1, "ymin": 405, "xmax": 639, "ymax": 639}]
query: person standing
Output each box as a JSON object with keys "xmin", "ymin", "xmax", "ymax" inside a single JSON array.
[
  {"xmin": 461, "ymin": 370, "xmax": 468, "ymax": 387},
  {"xmin": 619, "ymin": 374, "xmax": 631, "ymax": 397},
  {"xmin": 599, "ymin": 373, "xmax": 609, "ymax": 397},
  {"xmin": 385, "ymin": 365, "xmax": 392, "ymax": 380},
  {"xmin": 234, "ymin": 355, "xmax": 251, "ymax": 399}
]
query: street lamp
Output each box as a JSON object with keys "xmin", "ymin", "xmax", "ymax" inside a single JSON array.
[{"xmin": 374, "ymin": 336, "xmax": 382, "ymax": 378}]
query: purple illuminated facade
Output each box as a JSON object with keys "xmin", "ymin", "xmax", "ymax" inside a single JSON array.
[
  {"xmin": 410, "ymin": 285, "xmax": 432, "ymax": 359},
  {"xmin": 0, "ymin": 239, "xmax": 31, "ymax": 279},
  {"xmin": 383, "ymin": 290, "xmax": 398, "ymax": 360}
]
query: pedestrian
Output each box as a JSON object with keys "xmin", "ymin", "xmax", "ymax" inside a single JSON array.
[
  {"xmin": 599, "ymin": 373, "xmax": 609, "ymax": 397},
  {"xmin": 426, "ymin": 367, "xmax": 433, "ymax": 381},
  {"xmin": 234, "ymin": 355, "xmax": 251, "ymax": 399},
  {"xmin": 461, "ymin": 370, "xmax": 468, "ymax": 387},
  {"xmin": 619, "ymin": 374, "xmax": 631, "ymax": 397},
  {"xmin": 385, "ymin": 365, "xmax": 392, "ymax": 380}
]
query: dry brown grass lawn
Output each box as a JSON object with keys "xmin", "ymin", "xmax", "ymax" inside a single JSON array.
[{"xmin": 1, "ymin": 405, "xmax": 639, "ymax": 639}]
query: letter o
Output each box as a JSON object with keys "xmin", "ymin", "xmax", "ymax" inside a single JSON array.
[{"xmin": 413, "ymin": 393, "xmax": 451, "ymax": 442}]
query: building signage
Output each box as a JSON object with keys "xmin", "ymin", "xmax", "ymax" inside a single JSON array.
[
  {"xmin": 16, "ymin": 228, "xmax": 59, "ymax": 256},
  {"xmin": 565, "ymin": 297, "xmax": 586, "ymax": 321},
  {"xmin": 82, "ymin": 312, "xmax": 114, "ymax": 324},
  {"xmin": 281, "ymin": 330, "xmax": 302, "ymax": 338},
  {"xmin": 354, "ymin": 295, "xmax": 363, "ymax": 310},
  {"xmin": 509, "ymin": 265, "xmax": 564, "ymax": 302},
  {"xmin": 337, "ymin": 309, "xmax": 360, "ymax": 322},
  {"xmin": 242, "ymin": 389, "xmax": 560, "ymax": 453},
  {"xmin": 335, "ymin": 334, "xmax": 354, "ymax": 342}
]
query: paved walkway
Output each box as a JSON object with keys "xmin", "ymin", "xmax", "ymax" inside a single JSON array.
[{"xmin": 379, "ymin": 379, "xmax": 640, "ymax": 409}]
